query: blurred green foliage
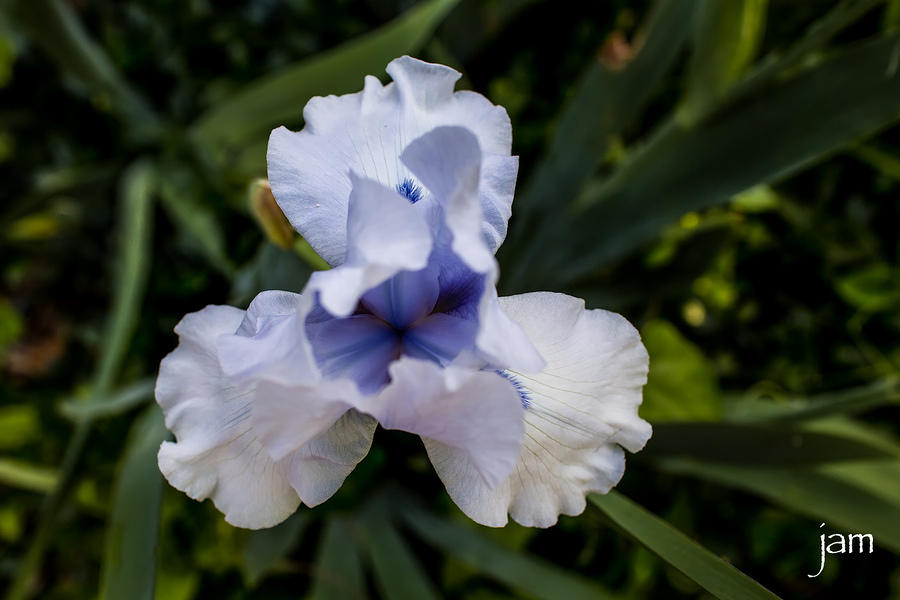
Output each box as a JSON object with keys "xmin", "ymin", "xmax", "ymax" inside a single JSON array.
[{"xmin": 1, "ymin": 0, "xmax": 899, "ymax": 598}]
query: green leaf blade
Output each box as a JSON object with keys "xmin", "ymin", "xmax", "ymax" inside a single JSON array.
[
  {"xmin": 98, "ymin": 407, "xmax": 168, "ymax": 600},
  {"xmin": 591, "ymin": 491, "xmax": 783, "ymax": 600},
  {"xmin": 190, "ymin": 0, "xmax": 460, "ymax": 170}
]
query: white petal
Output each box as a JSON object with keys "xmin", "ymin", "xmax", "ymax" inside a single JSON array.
[
  {"xmin": 267, "ymin": 56, "xmax": 516, "ymax": 265},
  {"xmin": 362, "ymin": 358, "xmax": 525, "ymax": 488},
  {"xmin": 426, "ymin": 292, "xmax": 651, "ymax": 527},
  {"xmin": 156, "ymin": 305, "xmax": 301, "ymax": 529},
  {"xmin": 305, "ymin": 173, "xmax": 432, "ymax": 317},
  {"xmin": 283, "ymin": 409, "xmax": 377, "ymax": 506},
  {"xmin": 217, "ymin": 290, "xmax": 318, "ymax": 387}
]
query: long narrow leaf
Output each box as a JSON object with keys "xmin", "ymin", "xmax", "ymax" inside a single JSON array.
[
  {"xmin": 590, "ymin": 491, "xmax": 782, "ymax": 600},
  {"xmin": 403, "ymin": 507, "xmax": 618, "ymax": 600},
  {"xmin": 5, "ymin": 0, "xmax": 160, "ymax": 139},
  {"xmin": 643, "ymin": 422, "xmax": 898, "ymax": 464},
  {"xmin": 190, "ymin": 0, "xmax": 459, "ymax": 168},
  {"xmin": 512, "ymin": 0, "xmax": 696, "ymax": 219},
  {"xmin": 309, "ymin": 517, "xmax": 368, "ymax": 600},
  {"xmin": 242, "ymin": 513, "xmax": 308, "ymax": 586},
  {"xmin": 358, "ymin": 511, "xmax": 440, "ymax": 600},
  {"xmin": 516, "ymin": 30, "xmax": 900, "ymax": 289},
  {"xmin": 680, "ymin": 0, "xmax": 768, "ymax": 121},
  {"xmin": 656, "ymin": 458, "xmax": 900, "ymax": 554},
  {"xmin": 94, "ymin": 160, "xmax": 156, "ymax": 394},
  {"xmin": 59, "ymin": 378, "xmax": 155, "ymax": 423},
  {"xmin": 724, "ymin": 377, "xmax": 900, "ymax": 423},
  {"xmin": 98, "ymin": 407, "xmax": 168, "ymax": 600}
]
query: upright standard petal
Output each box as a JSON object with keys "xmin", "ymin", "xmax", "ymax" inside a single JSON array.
[
  {"xmin": 267, "ymin": 56, "xmax": 517, "ymax": 265},
  {"xmin": 426, "ymin": 292, "xmax": 651, "ymax": 527},
  {"xmin": 401, "ymin": 126, "xmax": 544, "ymax": 374},
  {"xmin": 306, "ymin": 172, "xmax": 433, "ymax": 318}
]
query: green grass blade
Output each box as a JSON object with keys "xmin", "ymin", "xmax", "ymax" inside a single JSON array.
[
  {"xmin": 526, "ymin": 30, "xmax": 900, "ymax": 288},
  {"xmin": 309, "ymin": 517, "xmax": 368, "ymax": 600},
  {"xmin": 158, "ymin": 174, "xmax": 235, "ymax": 279},
  {"xmin": 655, "ymin": 458, "xmax": 900, "ymax": 554},
  {"xmin": 94, "ymin": 160, "xmax": 156, "ymax": 394},
  {"xmin": 358, "ymin": 512, "xmax": 439, "ymax": 600},
  {"xmin": 509, "ymin": 0, "xmax": 695, "ymax": 224},
  {"xmin": 0, "ymin": 459, "xmax": 58, "ymax": 493},
  {"xmin": 724, "ymin": 377, "xmax": 900, "ymax": 423},
  {"xmin": 98, "ymin": 407, "xmax": 168, "ymax": 600},
  {"xmin": 59, "ymin": 378, "xmax": 155, "ymax": 423},
  {"xmin": 643, "ymin": 422, "xmax": 898, "ymax": 465},
  {"xmin": 590, "ymin": 491, "xmax": 782, "ymax": 600},
  {"xmin": 190, "ymin": 0, "xmax": 460, "ymax": 169},
  {"xmin": 5, "ymin": 0, "xmax": 160, "ymax": 139},
  {"xmin": 680, "ymin": 0, "xmax": 768, "ymax": 122},
  {"xmin": 403, "ymin": 507, "xmax": 619, "ymax": 600}
]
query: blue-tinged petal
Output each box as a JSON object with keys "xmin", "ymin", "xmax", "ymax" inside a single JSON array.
[
  {"xmin": 306, "ymin": 173, "xmax": 432, "ymax": 318},
  {"xmin": 425, "ymin": 292, "xmax": 651, "ymax": 528},
  {"xmin": 267, "ymin": 56, "xmax": 516, "ymax": 266},
  {"xmin": 217, "ymin": 290, "xmax": 317, "ymax": 387},
  {"xmin": 401, "ymin": 125, "xmax": 493, "ymax": 273},
  {"xmin": 305, "ymin": 314, "xmax": 399, "ymax": 394},
  {"xmin": 360, "ymin": 260, "xmax": 440, "ymax": 328},
  {"xmin": 403, "ymin": 313, "xmax": 478, "ymax": 365}
]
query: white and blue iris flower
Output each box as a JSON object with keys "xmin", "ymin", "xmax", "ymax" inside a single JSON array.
[{"xmin": 155, "ymin": 56, "xmax": 652, "ymax": 529}]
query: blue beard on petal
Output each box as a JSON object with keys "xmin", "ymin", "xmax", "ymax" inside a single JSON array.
[
  {"xmin": 305, "ymin": 247, "xmax": 485, "ymax": 394},
  {"xmin": 396, "ymin": 178, "xmax": 424, "ymax": 204}
]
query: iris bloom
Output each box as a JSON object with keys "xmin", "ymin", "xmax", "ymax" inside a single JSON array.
[{"xmin": 156, "ymin": 57, "xmax": 651, "ymax": 528}]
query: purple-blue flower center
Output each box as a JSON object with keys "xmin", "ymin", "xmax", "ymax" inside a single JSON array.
[{"xmin": 305, "ymin": 250, "xmax": 484, "ymax": 393}]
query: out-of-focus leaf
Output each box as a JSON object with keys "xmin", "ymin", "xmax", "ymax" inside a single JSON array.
[
  {"xmin": 0, "ymin": 404, "xmax": 38, "ymax": 450},
  {"xmin": 358, "ymin": 510, "xmax": 440, "ymax": 600},
  {"xmin": 242, "ymin": 512, "xmax": 308, "ymax": 587},
  {"xmin": 153, "ymin": 570, "xmax": 198, "ymax": 600},
  {"xmin": 835, "ymin": 263, "xmax": 900, "ymax": 312},
  {"xmin": 820, "ymin": 461, "xmax": 900, "ymax": 507},
  {"xmin": 94, "ymin": 160, "xmax": 156, "ymax": 395},
  {"xmin": 159, "ymin": 174, "xmax": 234, "ymax": 279},
  {"xmin": 229, "ymin": 242, "xmax": 312, "ymax": 306},
  {"xmin": 801, "ymin": 416, "xmax": 900, "ymax": 457},
  {"xmin": 640, "ymin": 320, "xmax": 723, "ymax": 422},
  {"xmin": 5, "ymin": 0, "xmax": 159, "ymax": 139},
  {"xmin": 656, "ymin": 458, "xmax": 900, "ymax": 554},
  {"xmin": 643, "ymin": 422, "xmax": 897, "ymax": 464},
  {"xmin": 0, "ymin": 458, "xmax": 57, "ymax": 493},
  {"xmin": 725, "ymin": 377, "xmax": 900, "ymax": 423},
  {"xmin": 852, "ymin": 144, "xmax": 900, "ymax": 180},
  {"xmin": 728, "ymin": 0, "xmax": 884, "ymax": 105},
  {"xmin": 59, "ymin": 378, "xmax": 155, "ymax": 422},
  {"xmin": 98, "ymin": 407, "xmax": 168, "ymax": 600},
  {"xmin": 590, "ymin": 491, "xmax": 782, "ymax": 600},
  {"xmin": 0, "ymin": 297, "xmax": 23, "ymax": 356},
  {"xmin": 514, "ymin": 29, "xmax": 900, "ymax": 289},
  {"xmin": 681, "ymin": 0, "xmax": 767, "ymax": 122},
  {"xmin": 309, "ymin": 517, "xmax": 368, "ymax": 600},
  {"xmin": 403, "ymin": 507, "xmax": 618, "ymax": 600},
  {"xmin": 508, "ymin": 0, "xmax": 696, "ymax": 235},
  {"xmin": 191, "ymin": 0, "xmax": 460, "ymax": 169}
]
